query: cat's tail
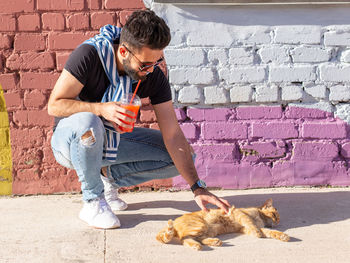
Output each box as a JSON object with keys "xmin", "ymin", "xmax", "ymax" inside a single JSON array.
[{"xmin": 156, "ymin": 219, "xmax": 175, "ymax": 244}]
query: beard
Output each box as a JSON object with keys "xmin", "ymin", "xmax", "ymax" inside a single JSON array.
[{"xmin": 122, "ymin": 57, "xmax": 147, "ymax": 81}]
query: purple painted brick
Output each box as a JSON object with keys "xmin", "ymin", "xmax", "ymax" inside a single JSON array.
[
  {"xmin": 292, "ymin": 141, "xmax": 339, "ymax": 161},
  {"xmin": 285, "ymin": 106, "xmax": 328, "ymax": 119},
  {"xmin": 174, "ymin": 108, "xmax": 187, "ymax": 121},
  {"xmin": 250, "ymin": 164, "xmax": 272, "ymax": 188},
  {"xmin": 180, "ymin": 123, "xmax": 198, "ymax": 139},
  {"xmin": 202, "ymin": 123, "xmax": 248, "ymax": 140},
  {"xmin": 251, "ymin": 122, "xmax": 298, "ymax": 139},
  {"xmin": 301, "ymin": 122, "xmax": 347, "ymax": 139},
  {"xmin": 205, "ymin": 162, "xmax": 239, "ymax": 189},
  {"xmin": 240, "ymin": 141, "xmax": 286, "ymax": 162},
  {"xmin": 271, "ymin": 161, "xmax": 295, "ymax": 187},
  {"xmin": 329, "ymin": 162, "xmax": 350, "ymax": 186},
  {"xmin": 341, "ymin": 142, "xmax": 350, "ymax": 158},
  {"xmin": 236, "ymin": 106, "xmax": 282, "ymax": 120},
  {"xmin": 203, "ymin": 108, "xmax": 232, "ymax": 121},
  {"xmin": 194, "ymin": 143, "xmax": 240, "ymax": 162},
  {"xmin": 187, "ymin": 108, "xmax": 204, "ymax": 121},
  {"xmin": 294, "ymin": 161, "xmax": 332, "ymax": 186}
]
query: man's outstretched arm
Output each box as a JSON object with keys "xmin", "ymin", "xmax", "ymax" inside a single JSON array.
[{"xmin": 153, "ymin": 100, "xmax": 230, "ymax": 213}]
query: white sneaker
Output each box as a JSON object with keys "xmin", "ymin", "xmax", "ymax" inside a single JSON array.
[
  {"xmin": 79, "ymin": 196, "xmax": 121, "ymax": 229},
  {"xmin": 101, "ymin": 175, "xmax": 128, "ymax": 211}
]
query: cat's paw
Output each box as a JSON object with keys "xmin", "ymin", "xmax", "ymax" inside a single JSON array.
[
  {"xmin": 202, "ymin": 238, "xmax": 223, "ymax": 247},
  {"xmin": 280, "ymin": 233, "xmax": 290, "ymax": 242}
]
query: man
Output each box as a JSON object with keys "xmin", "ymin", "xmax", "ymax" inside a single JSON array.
[{"xmin": 48, "ymin": 10, "xmax": 230, "ymax": 229}]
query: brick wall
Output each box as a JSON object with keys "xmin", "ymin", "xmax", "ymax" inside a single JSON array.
[{"xmin": 0, "ymin": 0, "xmax": 145, "ymax": 194}]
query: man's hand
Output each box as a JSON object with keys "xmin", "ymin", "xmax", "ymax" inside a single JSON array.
[
  {"xmin": 194, "ymin": 188, "xmax": 230, "ymax": 213},
  {"xmin": 100, "ymin": 102, "xmax": 137, "ymax": 133}
]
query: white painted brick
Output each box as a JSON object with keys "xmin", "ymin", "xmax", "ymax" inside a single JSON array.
[
  {"xmin": 335, "ymin": 103, "xmax": 350, "ymax": 123},
  {"xmin": 291, "ymin": 47, "xmax": 331, "ymax": 63},
  {"xmin": 274, "ymin": 26, "xmax": 321, "ymax": 44},
  {"xmin": 281, "ymin": 85, "xmax": 304, "ymax": 101},
  {"xmin": 341, "ymin": 50, "xmax": 350, "ymax": 63},
  {"xmin": 329, "ymin": 85, "xmax": 350, "ymax": 102},
  {"xmin": 258, "ymin": 46, "xmax": 290, "ymax": 64},
  {"xmin": 304, "ymin": 84, "xmax": 327, "ymax": 99},
  {"xmin": 230, "ymin": 85, "xmax": 253, "ymax": 103},
  {"xmin": 204, "ymin": 86, "xmax": 229, "ymax": 104},
  {"xmin": 208, "ymin": 49, "xmax": 228, "ymax": 65},
  {"xmin": 229, "ymin": 48, "xmax": 254, "ymax": 65},
  {"xmin": 219, "ymin": 67, "xmax": 266, "ymax": 84},
  {"xmin": 324, "ymin": 32, "xmax": 350, "ymax": 46},
  {"xmin": 255, "ymin": 85, "xmax": 279, "ymax": 102},
  {"xmin": 187, "ymin": 28, "xmax": 233, "ymax": 47},
  {"xmin": 289, "ymin": 102, "xmax": 334, "ymax": 113},
  {"xmin": 169, "ymin": 31, "xmax": 186, "ymax": 46},
  {"xmin": 269, "ymin": 65, "xmax": 316, "ymax": 82},
  {"xmin": 164, "ymin": 48, "xmax": 205, "ymax": 66},
  {"xmin": 319, "ymin": 64, "xmax": 350, "ymax": 82},
  {"xmin": 234, "ymin": 26, "xmax": 271, "ymax": 45},
  {"xmin": 169, "ymin": 68, "xmax": 216, "ymax": 85},
  {"xmin": 178, "ymin": 86, "xmax": 202, "ymax": 104}
]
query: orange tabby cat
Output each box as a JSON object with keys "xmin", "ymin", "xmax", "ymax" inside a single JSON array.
[{"xmin": 156, "ymin": 199, "xmax": 289, "ymax": 250}]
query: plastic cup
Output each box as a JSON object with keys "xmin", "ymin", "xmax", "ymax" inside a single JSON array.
[{"xmin": 118, "ymin": 93, "xmax": 141, "ymax": 133}]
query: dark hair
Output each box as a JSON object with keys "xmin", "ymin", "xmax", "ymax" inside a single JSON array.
[{"xmin": 120, "ymin": 9, "xmax": 171, "ymax": 50}]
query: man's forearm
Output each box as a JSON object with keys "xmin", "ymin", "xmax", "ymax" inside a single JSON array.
[
  {"xmin": 48, "ymin": 98, "xmax": 102, "ymax": 117},
  {"xmin": 163, "ymin": 131, "xmax": 199, "ymax": 187}
]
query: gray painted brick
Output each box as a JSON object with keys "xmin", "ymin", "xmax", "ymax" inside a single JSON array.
[
  {"xmin": 219, "ymin": 67, "xmax": 266, "ymax": 83},
  {"xmin": 204, "ymin": 86, "xmax": 229, "ymax": 104},
  {"xmin": 230, "ymin": 85, "xmax": 253, "ymax": 103},
  {"xmin": 269, "ymin": 65, "xmax": 316, "ymax": 82},
  {"xmin": 324, "ymin": 32, "xmax": 350, "ymax": 46},
  {"xmin": 274, "ymin": 26, "xmax": 321, "ymax": 44},
  {"xmin": 164, "ymin": 48, "xmax": 205, "ymax": 66},
  {"xmin": 291, "ymin": 47, "xmax": 331, "ymax": 63},
  {"xmin": 258, "ymin": 46, "xmax": 290, "ymax": 64},
  {"xmin": 319, "ymin": 64, "xmax": 350, "ymax": 82}
]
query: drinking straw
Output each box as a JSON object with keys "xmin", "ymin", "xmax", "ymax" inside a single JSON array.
[{"xmin": 130, "ymin": 80, "xmax": 141, "ymax": 105}]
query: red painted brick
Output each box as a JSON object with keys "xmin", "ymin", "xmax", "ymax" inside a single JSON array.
[
  {"xmin": 119, "ymin": 10, "xmax": 134, "ymax": 26},
  {"xmin": 104, "ymin": 0, "xmax": 144, "ymax": 9},
  {"xmin": 37, "ymin": 0, "xmax": 84, "ymax": 11},
  {"xmin": 20, "ymin": 72, "xmax": 60, "ymax": 90},
  {"xmin": 251, "ymin": 122, "xmax": 298, "ymax": 139},
  {"xmin": 140, "ymin": 109, "xmax": 156, "ymax": 123},
  {"xmin": 6, "ymin": 52, "xmax": 55, "ymax": 71},
  {"xmin": 202, "ymin": 123, "xmax": 248, "ymax": 140},
  {"xmin": 10, "ymin": 127, "xmax": 44, "ymax": 148},
  {"xmin": 14, "ymin": 34, "xmax": 46, "ymax": 51},
  {"xmin": 301, "ymin": 122, "xmax": 347, "ymax": 139},
  {"xmin": 42, "ymin": 13, "xmax": 65, "ymax": 31},
  {"xmin": 0, "ymin": 15, "xmax": 16, "ymax": 32},
  {"xmin": 13, "ymin": 110, "xmax": 54, "ymax": 127},
  {"xmin": 43, "ymin": 147, "xmax": 57, "ymax": 165},
  {"xmin": 67, "ymin": 13, "xmax": 90, "ymax": 31},
  {"xmin": 48, "ymin": 32, "xmax": 95, "ymax": 50},
  {"xmin": 24, "ymin": 90, "xmax": 47, "ymax": 108},
  {"xmin": 180, "ymin": 123, "xmax": 198, "ymax": 139},
  {"xmin": 236, "ymin": 106, "xmax": 282, "ymax": 120},
  {"xmin": 0, "ymin": 0, "xmax": 34, "ymax": 12},
  {"xmin": 12, "ymin": 147, "xmax": 42, "ymax": 169},
  {"xmin": 18, "ymin": 14, "xmax": 40, "ymax": 32},
  {"xmin": 91, "ymin": 12, "xmax": 115, "ymax": 30},
  {"xmin": 87, "ymin": 0, "xmax": 101, "ymax": 9},
  {"xmin": 292, "ymin": 141, "xmax": 339, "ymax": 161},
  {"xmin": 16, "ymin": 167, "xmax": 41, "ymax": 181},
  {"xmin": 0, "ymin": 73, "xmax": 17, "ymax": 91},
  {"xmin": 56, "ymin": 52, "xmax": 71, "ymax": 71},
  {"xmin": 0, "ymin": 34, "xmax": 13, "ymax": 49},
  {"xmin": 341, "ymin": 142, "xmax": 350, "ymax": 158},
  {"xmin": 3, "ymin": 91, "xmax": 21, "ymax": 109}
]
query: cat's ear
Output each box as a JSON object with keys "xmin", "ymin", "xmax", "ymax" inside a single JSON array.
[{"xmin": 262, "ymin": 198, "xmax": 273, "ymax": 208}]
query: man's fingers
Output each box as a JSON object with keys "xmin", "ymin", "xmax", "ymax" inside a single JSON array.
[{"xmin": 219, "ymin": 198, "xmax": 231, "ymax": 208}]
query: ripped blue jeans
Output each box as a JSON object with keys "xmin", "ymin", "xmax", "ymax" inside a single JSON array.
[{"xmin": 51, "ymin": 112, "xmax": 180, "ymax": 201}]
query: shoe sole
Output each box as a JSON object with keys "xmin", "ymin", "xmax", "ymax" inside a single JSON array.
[{"xmin": 79, "ymin": 218, "xmax": 121, "ymax": 230}]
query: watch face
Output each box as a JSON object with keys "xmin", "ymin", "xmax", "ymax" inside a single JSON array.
[{"xmin": 198, "ymin": 180, "xmax": 207, "ymax": 188}]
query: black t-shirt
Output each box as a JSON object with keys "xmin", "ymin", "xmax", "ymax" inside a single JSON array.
[{"xmin": 64, "ymin": 43, "xmax": 172, "ymax": 105}]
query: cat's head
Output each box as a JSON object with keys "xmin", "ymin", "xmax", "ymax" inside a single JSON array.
[{"xmin": 259, "ymin": 198, "xmax": 280, "ymax": 227}]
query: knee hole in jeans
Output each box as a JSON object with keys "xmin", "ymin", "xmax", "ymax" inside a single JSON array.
[{"xmin": 80, "ymin": 128, "xmax": 96, "ymax": 146}]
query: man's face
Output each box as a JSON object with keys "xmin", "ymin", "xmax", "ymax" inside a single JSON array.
[{"xmin": 121, "ymin": 45, "xmax": 164, "ymax": 81}]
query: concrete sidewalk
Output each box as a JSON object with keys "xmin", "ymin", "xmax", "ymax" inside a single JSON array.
[{"xmin": 1, "ymin": 188, "xmax": 350, "ymax": 263}]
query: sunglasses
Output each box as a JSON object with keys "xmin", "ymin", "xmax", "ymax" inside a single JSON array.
[{"xmin": 122, "ymin": 44, "xmax": 164, "ymax": 72}]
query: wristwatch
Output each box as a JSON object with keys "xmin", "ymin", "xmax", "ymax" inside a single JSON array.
[{"xmin": 190, "ymin": 179, "xmax": 207, "ymax": 193}]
